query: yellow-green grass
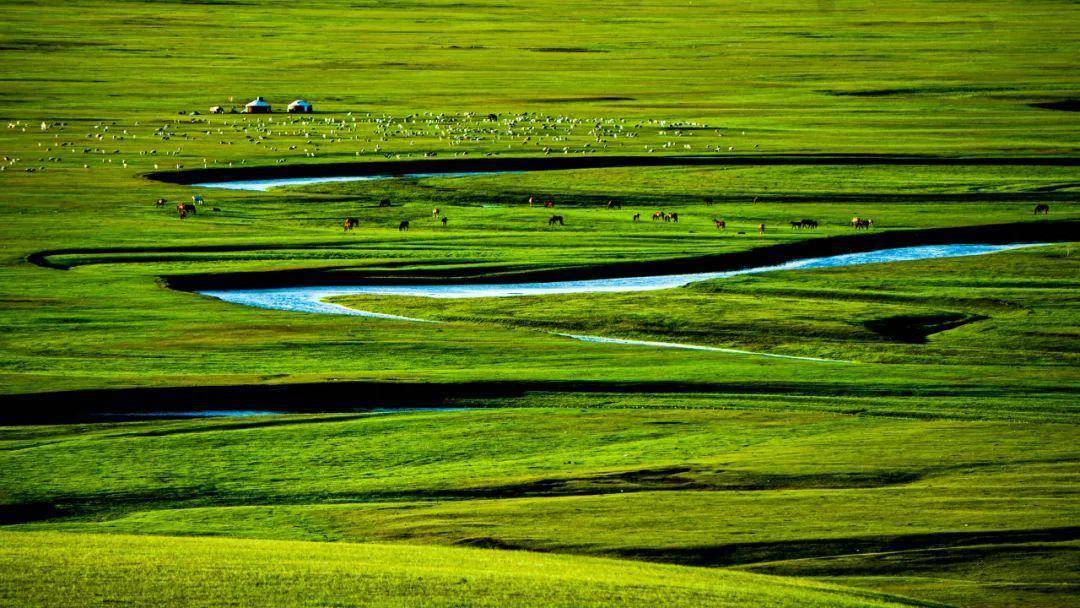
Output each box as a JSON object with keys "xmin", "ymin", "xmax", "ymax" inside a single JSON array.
[
  {"xmin": 5, "ymin": 408, "xmax": 1077, "ymax": 606},
  {"xmin": 0, "ymin": 531, "xmax": 920, "ymax": 608},
  {"xmin": 1, "ymin": 2, "xmax": 1078, "ymax": 606}
]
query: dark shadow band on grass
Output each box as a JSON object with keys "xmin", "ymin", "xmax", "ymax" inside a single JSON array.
[
  {"xmin": 3, "ymin": 379, "xmax": 1079, "ymax": 425},
  {"xmin": 613, "ymin": 526, "xmax": 1080, "ymax": 568},
  {"xmin": 154, "ymin": 219, "xmax": 1079, "ymax": 290},
  {"xmin": 142, "ymin": 153, "xmax": 1080, "ymax": 185}
]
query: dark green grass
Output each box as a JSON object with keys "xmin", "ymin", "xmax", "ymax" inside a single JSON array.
[
  {"xmin": 4, "ymin": 408, "xmax": 1077, "ymax": 606},
  {"xmin": 1, "ymin": 1, "xmax": 1078, "ymax": 606}
]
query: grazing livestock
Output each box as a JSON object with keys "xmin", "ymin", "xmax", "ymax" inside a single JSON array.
[
  {"xmin": 790, "ymin": 219, "xmax": 818, "ymax": 229},
  {"xmin": 714, "ymin": 218, "xmax": 726, "ymax": 230},
  {"xmin": 632, "ymin": 213, "xmax": 640, "ymax": 222},
  {"xmin": 432, "ymin": 207, "xmax": 440, "ymax": 217},
  {"xmin": 378, "ymin": 199, "xmax": 392, "ymax": 207},
  {"xmin": 548, "ymin": 215, "xmax": 565, "ymax": 226},
  {"xmin": 176, "ymin": 202, "xmax": 196, "ymax": 219},
  {"xmin": 441, "ymin": 216, "xmax": 448, "ymax": 226},
  {"xmin": 1034, "ymin": 204, "xmax": 1050, "ymax": 215},
  {"xmin": 398, "ymin": 220, "xmax": 410, "ymax": 231},
  {"xmin": 758, "ymin": 223, "xmax": 766, "ymax": 234},
  {"xmin": 155, "ymin": 198, "xmax": 168, "ymax": 207},
  {"xmin": 343, "ymin": 217, "xmax": 359, "ymax": 231},
  {"xmin": 670, "ymin": 212, "xmax": 678, "ymax": 223},
  {"xmin": 652, "ymin": 211, "xmax": 664, "ymax": 221},
  {"xmin": 853, "ymin": 218, "xmax": 872, "ymax": 230}
]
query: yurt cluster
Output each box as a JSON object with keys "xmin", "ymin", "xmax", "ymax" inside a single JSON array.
[{"xmin": 209, "ymin": 97, "xmax": 314, "ymax": 114}]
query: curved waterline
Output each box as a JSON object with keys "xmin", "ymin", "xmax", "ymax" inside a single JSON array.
[
  {"xmin": 199, "ymin": 243, "xmax": 1042, "ymax": 362},
  {"xmin": 144, "ymin": 153, "xmax": 1080, "ymax": 188},
  {"xmin": 200, "ymin": 243, "xmax": 1040, "ymax": 313}
]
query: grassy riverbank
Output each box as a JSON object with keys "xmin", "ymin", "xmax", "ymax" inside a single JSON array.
[{"xmin": 1, "ymin": 0, "xmax": 1078, "ymax": 606}]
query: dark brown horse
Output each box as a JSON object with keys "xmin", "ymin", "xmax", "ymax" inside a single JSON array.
[
  {"xmin": 176, "ymin": 202, "xmax": 196, "ymax": 218},
  {"xmin": 548, "ymin": 215, "xmax": 564, "ymax": 226},
  {"xmin": 398, "ymin": 220, "xmax": 410, "ymax": 231},
  {"xmin": 343, "ymin": 217, "xmax": 359, "ymax": 231},
  {"xmin": 632, "ymin": 213, "xmax": 641, "ymax": 222},
  {"xmin": 714, "ymin": 219, "xmax": 726, "ymax": 230},
  {"xmin": 1034, "ymin": 204, "xmax": 1050, "ymax": 215}
]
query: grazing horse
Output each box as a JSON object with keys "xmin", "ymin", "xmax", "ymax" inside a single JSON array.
[
  {"xmin": 632, "ymin": 213, "xmax": 641, "ymax": 222},
  {"xmin": 652, "ymin": 211, "xmax": 664, "ymax": 221},
  {"xmin": 398, "ymin": 220, "xmax": 410, "ymax": 231},
  {"xmin": 441, "ymin": 216, "xmax": 448, "ymax": 226},
  {"xmin": 758, "ymin": 223, "xmax": 766, "ymax": 234},
  {"xmin": 714, "ymin": 219, "xmax": 726, "ymax": 230},
  {"xmin": 790, "ymin": 220, "xmax": 803, "ymax": 230},
  {"xmin": 155, "ymin": 198, "xmax": 168, "ymax": 207},
  {"xmin": 1034, "ymin": 204, "xmax": 1050, "ymax": 215},
  {"xmin": 607, "ymin": 200, "xmax": 621, "ymax": 209},
  {"xmin": 378, "ymin": 199, "xmax": 392, "ymax": 207},
  {"xmin": 432, "ymin": 207, "xmax": 440, "ymax": 217},
  {"xmin": 343, "ymin": 217, "xmax": 359, "ymax": 231},
  {"xmin": 853, "ymin": 218, "xmax": 872, "ymax": 230},
  {"xmin": 176, "ymin": 202, "xmax": 196, "ymax": 219},
  {"xmin": 800, "ymin": 219, "xmax": 819, "ymax": 229},
  {"xmin": 669, "ymin": 212, "xmax": 679, "ymax": 223},
  {"xmin": 548, "ymin": 215, "xmax": 564, "ymax": 226}
]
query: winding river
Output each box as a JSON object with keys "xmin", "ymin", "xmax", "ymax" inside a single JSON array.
[
  {"xmin": 200, "ymin": 243, "xmax": 1038, "ymax": 315},
  {"xmin": 151, "ymin": 155, "xmax": 1067, "ymax": 363},
  {"xmin": 199, "ymin": 243, "xmax": 1041, "ymax": 362}
]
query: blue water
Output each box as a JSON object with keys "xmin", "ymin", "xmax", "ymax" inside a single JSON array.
[
  {"xmin": 194, "ymin": 172, "xmax": 512, "ymax": 191},
  {"xmin": 200, "ymin": 243, "xmax": 1040, "ymax": 317}
]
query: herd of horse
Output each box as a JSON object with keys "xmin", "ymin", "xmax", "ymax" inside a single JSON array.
[{"xmin": 157, "ymin": 195, "xmax": 1053, "ymax": 231}]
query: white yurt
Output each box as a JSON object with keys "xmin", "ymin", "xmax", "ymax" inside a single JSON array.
[
  {"xmin": 244, "ymin": 97, "xmax": 272, "ymax": 114},
  {"xmin": 287, "ymin": 99, "xmax": 314, "ymax": 114}
]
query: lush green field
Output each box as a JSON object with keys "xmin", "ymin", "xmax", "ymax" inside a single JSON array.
[
  {"xmin": 1, "ymin": 0, "xmax": 1078, "ymax": 606},
  {"xmin": 0, "ymin": 530, "xmax": 924, "ymax": 608},
  {"xmin": 3, "ymin": 408, "xmax": 1078, "ymax": 606}
]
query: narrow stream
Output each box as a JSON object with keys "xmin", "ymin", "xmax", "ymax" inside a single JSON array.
[{"xmin": 200, "ymin": 243, "xmax": 1037, "ymax": 315}]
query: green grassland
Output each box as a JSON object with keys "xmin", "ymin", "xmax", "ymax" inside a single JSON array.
[
  {"xmin": 0, "ymin": 531, "xmax": 923, "ymax": 608},
  {"xmin": 3, "ymin": 408, "xmax": 1078, "ymax": 606},
  {"xmin": 1, "ymin": 0, "xmax": 1078, "ymax": 606}
]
